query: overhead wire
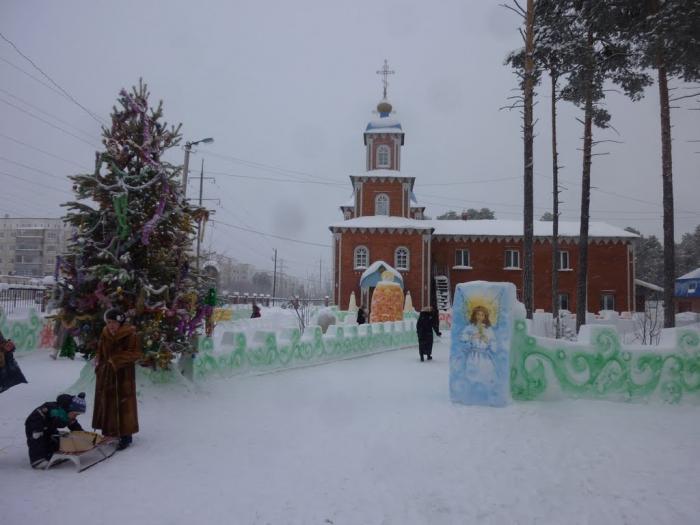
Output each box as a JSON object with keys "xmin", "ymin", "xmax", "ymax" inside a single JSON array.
[
  {"xmin": 0, "ymin": 96, "xmax": 99, "ymax": 148},
  {"xmin": 0, "ymin": 31, "xmax": 107, "ymax": 126},
  {"xmin": 0, "ymin": 87, "xmax": 98, "ymax": 142},
  {"xmin": 0, "ymin": 132, "xmax": 91, "ymax": 170}
]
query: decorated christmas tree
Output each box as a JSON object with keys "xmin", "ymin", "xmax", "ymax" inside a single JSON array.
[{"xmin": 56, "ymin": 80, "xmax": 207, "ymax": 369}]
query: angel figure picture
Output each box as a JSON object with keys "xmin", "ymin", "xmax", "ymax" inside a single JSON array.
[{"xmin": 459, "ymin": 303, "xmax": 497, "ymax": 384}]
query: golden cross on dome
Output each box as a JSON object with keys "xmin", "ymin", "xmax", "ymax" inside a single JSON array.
[{"xmin": 376, "ymin": 59, "xmax": 395, "ymax": 100}]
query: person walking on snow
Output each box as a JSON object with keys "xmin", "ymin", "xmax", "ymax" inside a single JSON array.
[
  {"xmin": 24, "ymin": 392, "xmax": 86, "ymax": 469},
  {"xmin": 416, "ymin": 306, "xmax": 441, "ymax": 362},
  {"xmin": 251, "ymin": 303, "xmax": 261, "ymax": 318},
  {"xmin": 92, "ymin": 308, "xmax": 142, "ymax": 451},
  {"xmin": 356, "ymin": 306, "xmax": 366, "ymax": 325}
]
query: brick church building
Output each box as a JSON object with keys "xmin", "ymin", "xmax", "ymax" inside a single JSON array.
[{"xmin": 329, "ymin": 72, "xmax": 636, "ymax": 315}]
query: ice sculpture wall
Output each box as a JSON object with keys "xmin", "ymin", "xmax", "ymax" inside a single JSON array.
[
  {"xmin": 194, "ymin": 319, "xmax": 418, "ymax": 380},
  {"xmin": 510, "ymin": 321, "xmax": 700, "ymax": 404}
]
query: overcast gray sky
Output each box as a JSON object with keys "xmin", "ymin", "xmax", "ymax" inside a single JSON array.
[{"xmin": 2, "ymin": 1, "xmax": 699, "ymax": 283}]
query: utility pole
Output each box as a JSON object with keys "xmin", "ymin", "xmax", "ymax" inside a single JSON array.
[
  {"xmin": 182, "ymin": 137, "xmax": 214, "ymax": 197},
  {"xmin": 319, "ymin": 258, "xmax": 322, "ymax": 297},
  {"xmin": 195, "ymin": 158, "xmax": 205, "ymax": 274},
  {"xmin": 272, "ymin": 248, "xmax": 277, "ymax": 305},
  {"xmin": 182, "ymin": 142, "xmax": 192, "ymax": 194}
]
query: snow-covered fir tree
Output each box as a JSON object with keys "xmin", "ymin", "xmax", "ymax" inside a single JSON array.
[{"xmin": 56, "ymin": 80, "xmax": 207, "ymax": 369}]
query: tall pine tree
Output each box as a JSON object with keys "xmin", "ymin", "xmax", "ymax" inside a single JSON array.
[{"xmin": 57, "ymin": 81, "xmax": 207, "ymax": 369}]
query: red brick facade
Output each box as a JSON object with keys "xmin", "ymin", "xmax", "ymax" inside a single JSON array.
[
  {"xmin": 431, "ymin": 237, "xmax": 634, "ymax": 313},
  {"xmin": 332, "ymin": 229, "xmax": 429, "ymax": 310}
]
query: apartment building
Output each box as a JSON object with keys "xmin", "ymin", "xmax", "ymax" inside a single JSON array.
[{"xmin": 0, "ymin": 217, "xmax": 71, "ymax": 277}]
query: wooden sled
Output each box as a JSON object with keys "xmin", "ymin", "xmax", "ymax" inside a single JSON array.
[{"xmin": 46, "ymin": 431, "xmax": 118, "ymax": 472}]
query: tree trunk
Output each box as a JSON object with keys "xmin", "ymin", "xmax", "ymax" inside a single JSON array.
[
  {"xmin": 523, "ymin": 0, "xmax": 535, "ymax": 319},
  {"xmin": 550, "ymin": 70, "xmax": 560, "ymax": 337},
  {"xmin": 576, "ymin": 30, "xmax": 594, "ymax": 332},
  {"xmin": 657, "ymin": 62, "xmax": 675, "ymax": 328}
]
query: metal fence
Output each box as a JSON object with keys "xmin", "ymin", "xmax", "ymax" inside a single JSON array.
[{"xmin": 0, "ymin": 286, "xmax": 47, "ymax": 315}]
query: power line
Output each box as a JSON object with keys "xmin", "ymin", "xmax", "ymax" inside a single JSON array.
[
  {"xmin": 205, "ymin": 168, "xmax": 346, "ymax": 187},
  {"xmin": 0, "ymin": 132, "xmax": 90, "ymax": 170},
  {"xmin": 0, "ymin": 97, "xmax": 99, "ymax": 148},
  {"xmin": 202, "ymin": 150, "xmax": 339, "ymax": 184},
  {"xmin": 0, "ymin": 31, "xmax": 106, "ymax": 126},
  {"xmin": 0, "ymin": 56, "xmax": 66, "ymax": 98},
  {"xmin": 0, "ymin": 169, "xmax": 72, "ymax": 195},
  {"xmin": 211, "ymin": 219, "xmax": 331, "ymax": 248},
  {"xmin": 0, "ymin": 155, "xmax": 71, "ymax": 181},
  {"xmin": 0, "ymin": 87, "xmax": 98, "ymax": 141},
  {"xmin": 418, "ymin": 176, "xmax": 521, "ymax": 187}
]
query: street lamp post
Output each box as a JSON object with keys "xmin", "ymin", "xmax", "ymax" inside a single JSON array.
[{"xmin": 182, "ymin": 137, "xmax": 214, "ymax": 197}]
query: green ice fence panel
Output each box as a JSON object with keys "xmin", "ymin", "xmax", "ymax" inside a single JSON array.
[
  {"xmin": 0, "ymin": 309, "xmax": 45, "ymax": 352},
  {"xmin": 194, "ymin": 320, "xmax": 418, "ymax": 381},
  {"xmin": 510, "ymin": 320, "xmax": 700, "ymax": 404}
]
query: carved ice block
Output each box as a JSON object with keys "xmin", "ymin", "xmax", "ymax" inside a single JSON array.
[{"xmin": 449, "ymin": 281, "xmax": 517, "ymax": 407}]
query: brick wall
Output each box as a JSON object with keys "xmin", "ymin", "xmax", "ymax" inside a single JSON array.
[
  {"xmin": 334, "ymin": 230, "xmax": 426, "ymax": 310},
  {"xmin": 431, "ymin": 237, "xmax": 632, "ymax": 313},
  {"xmin": 359, "ymin": 181, "xmax": 407, "ymax": 217}
]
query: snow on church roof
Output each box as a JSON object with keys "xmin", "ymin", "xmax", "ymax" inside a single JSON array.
[
  {"xmin": 365, "ymin": 117, "xmax": 403, "ymax": 134},
  {"xmin": 351, "ymin": 169, "xmax": 415, "ymax": 180},
  {"xmin": 329, "ymin": 216, "xmax": 433, "ymax": 231},
  {"xmin": 429, "ymin": 219, "xmax": 637, "ymax": 238},
  {"xmin": 330, "ymin": 217, "xmax": 637, "ymax": 239}
]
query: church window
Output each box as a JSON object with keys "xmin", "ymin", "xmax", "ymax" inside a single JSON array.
[
  {"xmin": 375, "ymin": 193, "xmax": 390, "ymax": 216},
  {"xmin": 395, "ymin": 247, "xmax": 409, "ymax": 270},
  {"xmin": 376, "ymin": 145, "xmax": 390, "ymax": 168},
  {"xmin": 354, "ymin": 246, "xmax": 369, "ymax": 269}
]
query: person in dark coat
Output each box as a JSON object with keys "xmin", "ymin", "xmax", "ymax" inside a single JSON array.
[
  {"xmin": 24, "ymin": 392, "xmax": 86, "ymax": 468},
  {"xmin": 416, "ymin": 306, "xmax": 441, "ymax": 362},
  {"xmin": 93, "ymin": 308, "xmax": 142, "ymax": 451},
  {"xmin": 356, "ymin": 306, "xmax": 366, "ymax": 325},
  {"xmin": 251, "ymin": 303, "xmax": 261, "ymax": 318},
  {"xmin": 0, "ymin": 330, "xmax": 27, "ymax": 394}
]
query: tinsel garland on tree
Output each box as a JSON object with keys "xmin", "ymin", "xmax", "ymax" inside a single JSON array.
[{"xmin": 56, "ymin": 80, "xmax": 209, "ymax": 370}]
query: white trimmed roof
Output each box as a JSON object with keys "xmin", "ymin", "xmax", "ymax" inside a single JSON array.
[
  {"xmin": 365, "ymin": 117, "xmax": 403, "ymax": 134},
  {"xmin": 329, "ymin": 217, "xmax": 637, "ymax": 238},
  {"xmin": 678, "ymin": 268, "xmax": 700, "ymax": 280},
  {"xmin": 360, "ymin": 261, "xmax": 404, "ymax": 285},
  {"xmin": 351, "ymin": 169, "xmax": 415, "ymax": 180},
  {"xmin": 429, "ymin": 219, "xmax": 637, "ymax": 238},
  {"xmin": 329, "ymin": 216, "xmax": 433, "ymax": 230}
]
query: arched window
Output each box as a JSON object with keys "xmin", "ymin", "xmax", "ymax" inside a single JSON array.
[
  {"xmin": 395, "ymin": 246, "xmax": 409, "ymax": 271},
  {"xmin": 375, "ymin": 193, "xmax": 389, "ymax": 216},
  {"xmin": 376, "ymin": 145, "xmax": 390, "ymax": 167},
  {"xmin": 354, "ymin": 246, "xmax": 369, "ymax": 269}
]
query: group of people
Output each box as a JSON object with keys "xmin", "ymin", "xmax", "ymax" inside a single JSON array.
[{"xmin": 2, "ymin": 307, "xmax": 142, "ymax": 469}]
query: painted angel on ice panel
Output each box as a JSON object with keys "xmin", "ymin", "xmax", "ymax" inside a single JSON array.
[
  {"xmin": 459, "ymin": 304, "xmax": 497, "ymax": 384},
  {"xmin": 450, "ymin": 282, "xmax": 516, "ymax": 407}
]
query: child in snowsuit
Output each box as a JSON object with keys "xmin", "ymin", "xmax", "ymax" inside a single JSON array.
[
  {"xmin": 24, "ymin": 392, "xmax": 86, "ymax": 468},
  {"xmin": 416, "ymin": 307, "xmax": 441, "ymax": 362}
]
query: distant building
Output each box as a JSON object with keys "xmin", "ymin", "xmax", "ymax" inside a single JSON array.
[
  {"xmin": 329, "ymin": 67, "xmax": 637, "ymax": 314},
  {"xmin": 675, "ymin": 268, "xmax": 700, "ymax": 313},
  {"xmin": 0, "ymin": 217, "xmax": 71, "ymax": 277}
]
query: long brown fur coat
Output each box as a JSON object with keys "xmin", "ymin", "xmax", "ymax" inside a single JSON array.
[{"xmin": 92, "ymin": 324, "xmax": 142, "ymax": 437}]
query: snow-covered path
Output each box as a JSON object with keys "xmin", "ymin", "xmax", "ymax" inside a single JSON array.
[{"xmin": 3, "ymin": 340, "xmax": 700, "ymax": 525}]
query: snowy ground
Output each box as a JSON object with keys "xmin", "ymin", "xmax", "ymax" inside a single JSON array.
[{"xmin": 3, "ymin": 338, "xmax": 700, "ymax": 525}]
